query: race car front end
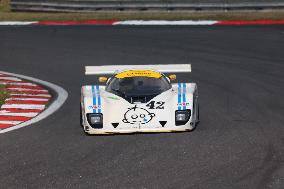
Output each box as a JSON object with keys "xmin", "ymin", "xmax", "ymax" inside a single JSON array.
[{"xmin": 81, "ymin": 83, "xmax": 198, "ymax": 135}]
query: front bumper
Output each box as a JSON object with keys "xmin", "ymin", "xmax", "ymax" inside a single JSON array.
[{"xmin": 84, "ymin": 124, "xmax": 195, "ymax": 135}]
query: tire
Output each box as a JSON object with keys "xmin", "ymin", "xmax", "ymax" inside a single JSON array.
[
  {"xmin": 80, "ymin": 103, "xmax": 83, "ymax": 126},
  {"xmin": 192, "ymin": 103, "xmax": 199, "ymax": 131},
  {"xmin": 197, "ymin": 103, "xmax": 200, "ymax": 123},
  {"xmin": 80, "ymin": 103, "xmax": 91, "ymax": 135}
]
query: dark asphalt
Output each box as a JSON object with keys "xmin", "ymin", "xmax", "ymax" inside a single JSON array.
[{"xmin": 0, "ymin": 26, "xmax": 283, "ymax": 189}]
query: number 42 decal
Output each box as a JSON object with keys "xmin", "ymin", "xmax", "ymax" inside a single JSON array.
[{"xmin": 146, "ymin": 101, "xmax": 165, "ymax": 109}]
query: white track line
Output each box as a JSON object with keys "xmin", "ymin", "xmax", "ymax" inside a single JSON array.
[
  {"xmin": 6, "ymin": 88, "xmax": 48, "ymax": 92},
  {"xmin": 0, "ymin": 112, "xmax": 38, "ymax": 117},
  {"xmin": 114, "ymin": 20, "xmax": 218, "ymax": 25},
  {"xmin": 0, "ymin": 71, "xmax": 68, "ymax": 133},
  {"xmin": 0, "ymin": 82, "xmax": 37, "ymax": 86},
  {"xmin": 10, "ymin": 93, "xmax": 51, "ymax": 97},
  {"xmin": 1, "ymin": 104, "xmax": 45, "ymax": 109},
  {"xmin": 7, "ymin": 98, "xmax": 49, "ymax": 101},
  {"xmin": 0, "ymin": 21, "xmax": 37, "ymax": 25},
  {"xmin": 0, "ymin": 120, "xmax": 22, "ymax": 125},
  {"xmin": 0, "ymin": 77, "xmax": 22, "ymax": 81}
]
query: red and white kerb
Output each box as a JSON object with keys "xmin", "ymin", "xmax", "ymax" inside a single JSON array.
[{"xmin": 0, "ymin": 73, "xmax": 51, "ymax": 130}]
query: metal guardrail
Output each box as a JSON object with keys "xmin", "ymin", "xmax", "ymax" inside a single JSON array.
[{"xmin": 10, "ymin": 0, "xmax": 284, "ymax": 12}]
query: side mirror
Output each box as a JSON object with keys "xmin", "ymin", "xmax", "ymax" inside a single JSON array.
[
  {"xmin": 99, "ymin": 77, "xmax": 108, "ymax": 83},
  {"xmin": 168, "ymin": 74, "xmax": 176, "ymax": 81}
]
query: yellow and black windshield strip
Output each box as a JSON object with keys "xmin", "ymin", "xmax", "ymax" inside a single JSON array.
[{"xmin": 115, "ymin": 70, "xmax": 162, "ymax": 79}]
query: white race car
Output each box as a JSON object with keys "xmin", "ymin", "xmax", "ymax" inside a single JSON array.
[{"xmin": 80, "ymin": 64, "xmax": 199, "ymax": 135}]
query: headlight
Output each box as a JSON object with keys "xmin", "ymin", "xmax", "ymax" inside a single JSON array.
[
  {"xmin": 90, "ymin": 115, "xmax": 102, "ymax": 124},
  {"xmin": 175, "ymin": 110, "xmax": 191, "ymax": 126},
  {"xmin": 87, "ymin": 113, "xmax": 103, "ymax": 129}
]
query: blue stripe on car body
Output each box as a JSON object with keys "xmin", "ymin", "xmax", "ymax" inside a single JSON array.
[
  {"xmin": 178, "ymin": 83, "xmax": 181, "ymax": 110},
  {"xmin": 96, "ymin": 85, "xmax": 101, "ymax": 113},
  {"xmin": 183, "ymin": 83, "xmax": 186, "ymax": 110},
  {"xmin": 92, "ymin": 86, "xmax": 96, "ymax": 113}
]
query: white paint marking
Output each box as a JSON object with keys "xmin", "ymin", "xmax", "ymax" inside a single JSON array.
[
  {"xmin": 10, "ymin": 93, "xmax": 51, "ymax": 97},
  {"xmin": 114, "ymin": 20, "xmax": 218, "ymax": 25},
  {"xmin": 7, "ymin": 98, "xmax": 49, "ymax": 101},
  {"xmin": 0, "ymin": 77, "xmax": 22, "ymax": 81},
  {"xmin": 9, "ymin": 92, "xmax": 49, "ymax": 96},
  {"xmin": 0, "ymin": 21, "xmax": 37, "ymax": 25},
  {"xmin": 0, "ymin": 112, "xmax": 38, "ymax": 117},
  {"xmin": 0, "ymin": 121, "xmax": 22, "ymax": 125},
  {"xmin": 0, "ymin": 71, "xmax": 68, "ymax": 133},
  {"xmin": 6, "ymin": 87, "xmax": 48, "ymax": 92},
  {"xmin": 0, "ymin": 82, "xmax": 37, "ymax": 86},
  {"xmin": 2, "ymin": 104, "xmax": 45, "ymax": 110}
]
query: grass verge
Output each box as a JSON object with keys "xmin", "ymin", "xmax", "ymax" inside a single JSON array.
[
  {"xmin": 0, "ymin": 85, "xmax": 9, "ymax": 107},
  {"xmin": 1, "ymin": 0, "xmax": 284, "ymax": 21},
  {"xmin": 0, "ymin": 0, "xmax": 9, "ymax": 12}
]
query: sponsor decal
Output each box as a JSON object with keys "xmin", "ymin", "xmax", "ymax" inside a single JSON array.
[
  {"xmin": 177, "ymin": 102, "xmax": 189, "ymax": 106},
  {"xmin": 88, "ymin": 105, "xmax": 101, "ymax": 110},
  {"xmin": 115, "ymin": 70, "xmax": 161, "ymax": 79},
  {"xmin": 146, "ymin": 101, "xmax": 165, "ymax": 109},
  {"xmin": 123, "ymin": 105, "xmax": 155, "ymax": 125}
]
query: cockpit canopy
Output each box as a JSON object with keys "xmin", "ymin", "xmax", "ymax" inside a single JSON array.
[{"xmin": 105, "ymin": 70, "xmax": 171, "ymax": 103}]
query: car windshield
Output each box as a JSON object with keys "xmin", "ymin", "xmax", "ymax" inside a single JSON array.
[{"xmin": 106, "ymin": 76, "xmax": 171, "ymax": 97}]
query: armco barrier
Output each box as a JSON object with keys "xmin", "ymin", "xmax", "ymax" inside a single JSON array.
[{"xmin": 10, "ymin": 0, "xmax": 284, "ymax": 12}]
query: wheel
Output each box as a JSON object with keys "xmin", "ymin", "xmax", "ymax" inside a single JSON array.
[
  {"xmin": 196, "ymin": 103, "xmax": 200, "ymax": 124},
  {"xmin": 191, "ymin": 103, "xmax": 199, "ymax": 131},
  {"xmin": 80, "ymin": 103, "xmax": 91, "ymax": 135},
  {"xmin": 80, "ymin": 103, "xmax": 83, "ymax": 126}
]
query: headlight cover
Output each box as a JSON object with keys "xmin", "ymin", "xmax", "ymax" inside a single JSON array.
[
  {"xmin": 87, "ymin": 113, "xmax": 103, "ymax": 129},
  {"xmin": 175, "ymin": 110, "xmax": 191, "ymax": 126}
]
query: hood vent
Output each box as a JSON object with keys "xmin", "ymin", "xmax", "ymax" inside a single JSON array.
[{"xmin": 121, "ymin": 94, "xmax": 158, "ymax": 104}]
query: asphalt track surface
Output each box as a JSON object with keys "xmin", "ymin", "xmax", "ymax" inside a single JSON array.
[{"xmin": 0, "ymin": 25, "xmax": 284, "ymax": 189}]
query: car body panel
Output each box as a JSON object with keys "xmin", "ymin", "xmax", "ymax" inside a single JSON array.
[{"xmin": 81, "ymin": 82, "xmax": 198, "ymax": 135}]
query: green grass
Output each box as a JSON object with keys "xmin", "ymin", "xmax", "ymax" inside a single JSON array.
[
  {"xmin": 0, "ymin": 0, "xmax": 9, "ymax": 12},
  {"xmin": 0, "ymin": 85, "xmax": 9, "ymax": 107},
  {"xmin": 1, "ymin": 0, "xmax": 284, "ymax": 21}
]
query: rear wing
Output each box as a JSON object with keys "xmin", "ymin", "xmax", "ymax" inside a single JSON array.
[{"xmin": 85, "ymin": 64, "xmax": 191, "ymax": 75}]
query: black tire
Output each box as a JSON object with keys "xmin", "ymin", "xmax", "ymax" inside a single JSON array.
[
  {"xmin": 80, "ymin": 103, "xmax": 83, "ymax": 126},
  {"xmin": 80, "ymin": 103, "xmax": 91, "ymax": 136},
  {"xmin": 192, "ymin": 103, "xmax": 199, "ymax": 131},
  {"xmin": 197, "ymin": 103, "xmax": 200, "ymax": 123}
]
